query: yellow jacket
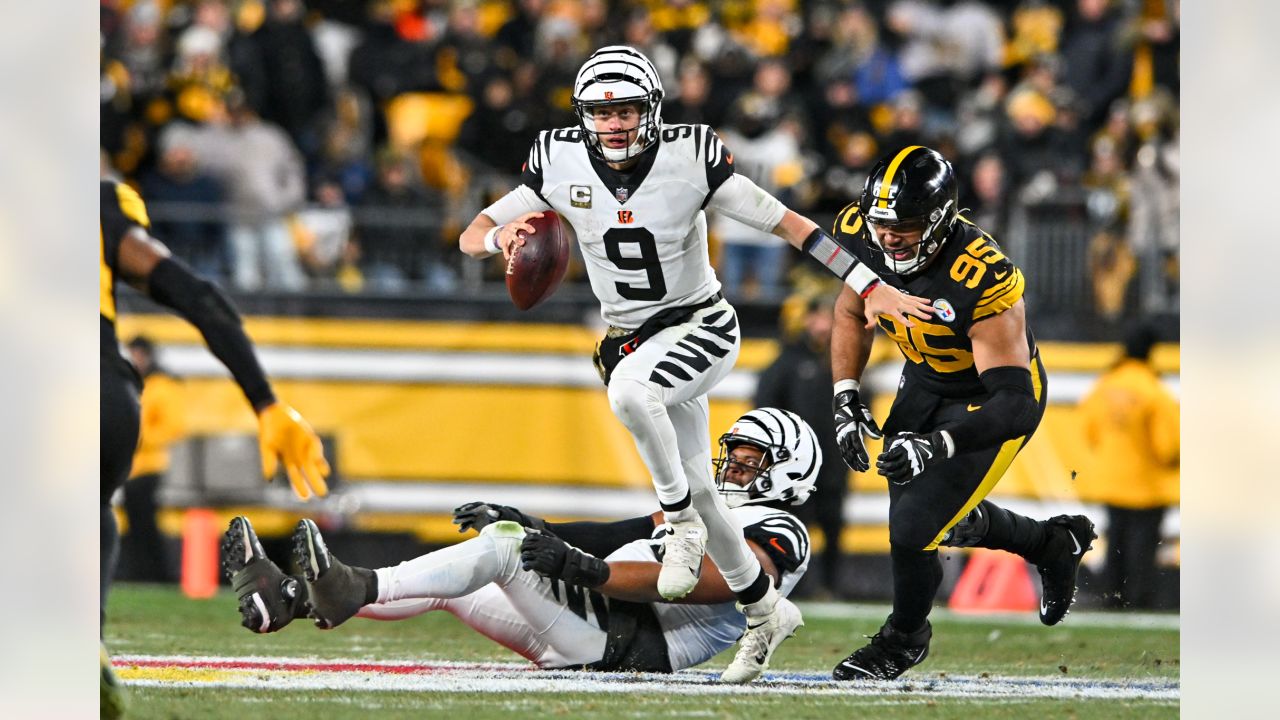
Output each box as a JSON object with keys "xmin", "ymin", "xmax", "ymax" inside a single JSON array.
[
  {"xmin": 1078, "ymin": 359, "xmax": 1179, "ymax": 508},
  {"xmin": 129, "ymin": 372, "xmax": 187, "ymax": 478}
]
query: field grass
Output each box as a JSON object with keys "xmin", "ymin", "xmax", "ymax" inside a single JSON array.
[{"xmin": 105, "ymin": 584, "xmax": 1179, "ymax": 719}]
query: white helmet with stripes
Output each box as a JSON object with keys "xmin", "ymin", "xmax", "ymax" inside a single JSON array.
[
  {"xmin": 572, "ymin": 45, "xmax": 664, "ymax": 163},
  {"xmin": 714, "ymin": 408, "xmax": 822, "ymax": 508}
]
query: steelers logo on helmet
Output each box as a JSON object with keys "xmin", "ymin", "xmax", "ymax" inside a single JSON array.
[
  {"xmin": 714, "ymin": 408, "xmax": 822, "ymax": 508},
  {"xmin": 572, "ymin": 46, "xmax": 665, "ymax": 163},
  {"xmin": 859, "ymin": 145, "xmax": 959, "ymax": 275}
]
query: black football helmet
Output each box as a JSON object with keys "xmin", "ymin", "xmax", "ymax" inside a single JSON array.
[{"xmin": 858, "ymin": 145, "xmax": 959, "ymax": 275}]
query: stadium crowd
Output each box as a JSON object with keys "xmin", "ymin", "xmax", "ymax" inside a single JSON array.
[{"xmin": 99, "ymin": 0, "xmax": 1179, "ymax": 315}]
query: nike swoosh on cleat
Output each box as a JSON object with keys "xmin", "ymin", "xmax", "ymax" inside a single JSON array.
[
  {"xmin": 1068, "ymin": 530, "xmax": 1082, "ymax": 556},
  {"xmin": 1040, "ymin": 598, "xmax": 1050, "ymax": 616}
]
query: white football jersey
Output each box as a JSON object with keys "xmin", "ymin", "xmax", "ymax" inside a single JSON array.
[
  {"xmin": 519, "ymin": 124, "xmax": 736, "ymax": 329},
  {"xmin": 604, "ymin": 504, "xmax": 811, "ymax": 672}
]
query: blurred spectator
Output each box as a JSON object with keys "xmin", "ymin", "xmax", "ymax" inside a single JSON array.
[
  {"xmin": 624, "ymin": 8, "xmax": 680, "ymax": 95},
  {"xmin": 140, "ymin": 142, "xmax": 229, "ymax": 280},
  {"xmin": 664, "ymin": 59, "xmax": 714, "ymax": 126},
  {"xmin": 458, "ymin": 74, "xmax": 539, "ymax": 173},
  {"xmin": 244, "ymin": 0, "xmax": 330, "ymax": 159},
  {"xmin": 1059, "ymin": 0, "xmax": 1133, "ymax": 127},
  {"xmin": 809, "ymin": 76, "xmax": 873, "ymax": 161},
  {"xmin": 495, "ymin": 0, "xmax": 546, "ymax": 70},
  {"xmin": 953, "ymin": 71, "xmax": 1007, "ymax": 157},
  {"xmin": 441, "ymin": 1, "xmax": 500, "ymax": 96},
  {"xmin": 999, "ymin": 87, "xmax": 1078, "ymax": 198},
  {"xmin": 164, "ymin": 92, "xmax": 308, "ymax": 290},
  {"xmin": 295, "ymin": 178, "xmax": 358, "ymax": 290},
  {"xmin": 961, "ymin": 152, "xmax": 1010, "ymax": 238},
  {"xmin": 754, "ymin": 294, "xmax": 847, "ymax": 598},
  {"xmin": 312, "ymin": 86, "xmax": 377, "ymax": 203},
  {"xmin": 121, "ymin": 336, "xmax": 186, "ymax": 583},
  {"xmin": 879, "ymin": 89, "xmax": 928, "ymax": 153},
  {"xmin": 713, "ymin": 95, "xmax": 803, "ymax": 300},
  {"xmin": 1078, "ymin": 322, "xmax": 1179, "ymax": 609},
  {"xmin": 1128, "ymin": 124, "xmax": 1179, "ymax": 313},
  {"xmin": 885, "ymin": 0, "xmax": 1004, "ymax": 111},
  {"xmin": 356, "ymin": 150, "xmax": 453, "ymax": 291},
  {"xmin": 813, "ymin": 131, "xmax": 878, "ymax": 214}
]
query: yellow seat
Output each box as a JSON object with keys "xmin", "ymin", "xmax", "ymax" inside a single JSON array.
[{"xmin": 384, "ymin": 92, "xmax": 475, "ymax": 149}]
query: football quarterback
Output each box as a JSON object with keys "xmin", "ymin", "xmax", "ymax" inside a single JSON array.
[
  {"xmin": 460, "ymin": 46, "xmax": 933, "ymax": 677},
  {"xmin": 224, "ymin": 409, "xmax": 820, "ymax": 683},
  {"xmin": 826, "ymin": 146, "xmax": 1096, "ymax": 681}
]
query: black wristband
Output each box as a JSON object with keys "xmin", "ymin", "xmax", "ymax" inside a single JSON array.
[{"xmin": 563, "ymin": 551, "xmax": 611, "ymax": 589}]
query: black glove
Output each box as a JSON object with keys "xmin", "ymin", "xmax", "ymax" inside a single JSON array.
[
  {"xmin": 876, "ymin": 432, "xmax": 949, "ymax": 485},
  {"xmin": 834, "ymin": 388, "xmax": 883, "ymax": 471},
  {"xmin": 452, "ymin": 502, "xmax": 547, "ymax": 534},
  {"xmin": 519, "ymin": 530, "xmax": 611, "ymax": 589}
]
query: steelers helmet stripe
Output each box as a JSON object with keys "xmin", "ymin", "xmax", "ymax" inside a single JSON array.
[{"xmin": 875, "ymin": 145, "xmax": 925, "ymax": 209}]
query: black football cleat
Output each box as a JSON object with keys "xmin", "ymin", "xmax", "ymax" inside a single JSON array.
[
  {"xmin": 1036, "ymin": 514, "xmax": 1097, "ymax": 626},
  {"xmin": 292, "ymin": 519, "xmax": 374, "ymax": 629},
  {"xmin": 832, "ymin": 618, "xmax": 932, "ymax": 681},
  {"xmin": 221, "ymin": 516, "xmax": 304, "ymax": 633}
]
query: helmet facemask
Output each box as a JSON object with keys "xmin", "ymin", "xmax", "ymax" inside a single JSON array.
[
  {"xmin": 713, "ymin": 439, "xmax": 775, "ymax": 509},
  {"xmin": 860, "ymin": 146, "xmax": 960, "ymax": 275},
  {"xmin": 864, "ymin": 200, "xmax": 955, "ymax": 275},
  {"xmin": 573, "ymin": 95, "xmax": 662, "ymax": 163},
  {"xmin": 572, "ymin": 46, "xmax": 665, "ymax": 164},
  {"xmin": 713, "ymin": 407, "xmax": 821, "ymax": 509}
]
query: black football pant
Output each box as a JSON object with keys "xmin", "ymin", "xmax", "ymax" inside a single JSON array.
[
  {"xmin": 882, "ymin": 360, "xmax": 1048, "ymax": 634},
  {"xmin": 101, "ymin": 364, "xmax": 141, "ymax": 629}
]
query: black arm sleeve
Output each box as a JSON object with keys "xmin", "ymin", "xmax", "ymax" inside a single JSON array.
[
  {"xmin": 545, "ymin": 516, "xmax": 658, "ymax": 559},
  {"xmin": 147, "ymin": 257, "xmax": 276, "ymax": 410},
  {"xmin": 944, "ymin": 366, "xmax": 1040, "ymax": 454}
]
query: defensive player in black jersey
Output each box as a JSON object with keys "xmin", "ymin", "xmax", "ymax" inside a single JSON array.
[
  {"xmin": 100, "ymin": 180, "xmax": 329, "ymax": 714},
  {"xmin": 824, "ymin": 147, "xmax": 1097, "ymax": 681}
]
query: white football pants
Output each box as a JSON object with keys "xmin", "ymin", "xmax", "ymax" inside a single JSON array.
[
  {"xmin": 356, "ymin": 522, "xmax": 608, "ymax": 668},
  {"xmin": 605, "ymin": 299, "xmax": 761, "ymax": 592}
]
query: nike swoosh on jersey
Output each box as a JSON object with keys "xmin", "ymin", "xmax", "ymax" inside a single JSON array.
[
  {"xmin": 967, "ymin": 404, "xmax": 981, "ymax": 412},
  {"xmin": 994, "ymin": 270, "xmax": 1009, "ymax": 280}
]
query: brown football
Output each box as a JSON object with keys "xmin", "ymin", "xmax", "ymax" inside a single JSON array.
[{"xmin": 505, "ymin": 211, "xmax": 572, "ymax": 310}]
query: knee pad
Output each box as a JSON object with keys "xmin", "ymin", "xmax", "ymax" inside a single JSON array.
[
  {"xmin": 938, "ymin": 507, "xmax": 990, "ymax": 548},
  {"xmin": 479, "ymin": 520, "xmax": 527, "ymax": 540},
  {"xmin": 607, "ymin": 377, "xmax": 658, "ymax": 425}
]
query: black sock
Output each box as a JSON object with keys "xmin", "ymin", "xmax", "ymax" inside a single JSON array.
[
  {"xmin": 734, "ymin": 569, "xmax": 771, "ymax": 606},
  {"xmin": 889, "ymin": 544, "xmax": 941, "ymax": 635},
  {"xmin": 101, "ymin": 504, "xmax": 120, "ymax": 630},
  {"xmin": 976, "ymin": 501, "xmax": 1049, "ymax": 562},
  {"xmin": 359, "ymin": 567, "xmax": 379, "ymax": 605},
  {"xmin": 659, "ymin": 490, "xmax": 692, "ymax": 513}
]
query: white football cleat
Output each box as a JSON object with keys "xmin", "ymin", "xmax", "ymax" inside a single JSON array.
[
  {"xmin": 657, "ymin": 515, "xmax": 707, "ymax": 600},
  {"xmin": 720, "ymin": 594, "xmax": 804, "ymax": 684}
]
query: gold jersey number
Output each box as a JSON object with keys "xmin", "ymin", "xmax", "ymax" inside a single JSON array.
[
  {"xmin": 950, "ymin": 236, "xmax": 1007, "ymax": 288},
  {"xmin": 879, "ymin": 318, "xmax": 974, "ymax": 373}
]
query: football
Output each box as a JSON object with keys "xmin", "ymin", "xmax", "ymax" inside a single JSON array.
[{"xmin": 505, "ymin": 211, "xmax": 572, "ymax": 310}]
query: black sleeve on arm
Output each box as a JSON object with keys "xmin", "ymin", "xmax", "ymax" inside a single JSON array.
[
  {"xmin": 545, "ymin": 516, "xmax": 657, "ymax": 559},
  {"xmin": 147, "ymin": 257, "xmax": 276, "ymax": 411},
  {"xmin": 944, "ymin": 365, "xmax": 1039, "ymax": 454}
]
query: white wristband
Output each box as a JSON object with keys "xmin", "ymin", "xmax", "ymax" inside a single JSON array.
[
  {"xmin": 938, "ymin": 430, "xmax": 956, "ymax": 458},
  {"xmin": 843, "ymin": 263, "xmax": 880, "ymax": 296},
  {"xmin": 483, "ymin": 225, "xmax": 504, "ymax": 255},
  {"xmin": 833, "ymin": 379, "xmax": 860, "ymax": 396}
]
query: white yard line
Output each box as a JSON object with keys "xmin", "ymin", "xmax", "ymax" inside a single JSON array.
[{"xmin": 117, "ymin": 655, "xmax": 1179, "ymax": 701}]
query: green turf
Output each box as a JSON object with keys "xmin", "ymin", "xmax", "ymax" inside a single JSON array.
[{"xmin": 104, "ymin": 584, "xmax": 1179, "ymax": 719}]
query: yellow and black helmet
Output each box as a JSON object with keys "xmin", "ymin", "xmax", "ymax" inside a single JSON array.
[{"xmin": 858, "ymin": 145, "xmax": 959, "ymax": 275}]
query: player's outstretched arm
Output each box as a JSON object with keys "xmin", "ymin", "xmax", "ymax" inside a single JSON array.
[
  {"xmin": 772, "ymin": 209, "xmax": 933, "ymax": 328},
  {"xmin": 595, "ymin": 541, "xmax": 780, "ymax": 605},
  {"xmin": 831, "ymin": 285, "xmax": 883, "ymax": 471},
  {"xmin": 116, "ymin": 228, "xmax": 329, "ymax": 500}
]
